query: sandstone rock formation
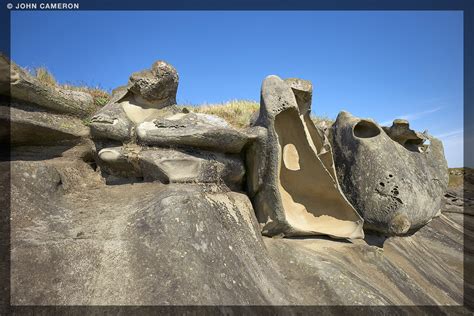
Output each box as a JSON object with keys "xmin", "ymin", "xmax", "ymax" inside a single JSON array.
[
  {"xmin": 2, "ymin": 56, "xmax": 464, "ymax": 309},
  {"xmin": 0, "ymin": 100, "xmax": 89, "ymax": 146},
  {"xmin": 0, "ymin": 56, "xmax": 92, "ymax": 154},
  {"xmin": 330, "ymin": 112, "xmax": 449, "ymax": 235},
  {"xmin": 96, "ymin": 145, "xmax": 245, "ymax": 189},
  {"xmin": 89, "ymin": 60, "xmax": 181, "ymax": 142},
  {"xmin": 6, "ymin": 147, "xmax": 465, "ymax": 307},
  {"xmin": 0, "ymin": 55, "xmax": 95, "ymax": 117},
  {"xmin": 4, "ymin": 138, "xmax": 464, "ymax": 307},
  {"xmin": 89, "ymin": 61, "xmax": 252, "ymax": 188},
  {"xmin": 382, "ymin": 118, "xmax": 429, "ymax": 152},
  {"xmin": 136, "ymin": 112, "xmax": 250, "ymax": 154},
  {"xmin": 248, "ymin": 75, "xmax": 364, "ymax": 239}
]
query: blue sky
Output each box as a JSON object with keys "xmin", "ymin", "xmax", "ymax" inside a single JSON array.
[{"xmin": 11, "ymin": 11, "xmax": 464, "ymax": 166}]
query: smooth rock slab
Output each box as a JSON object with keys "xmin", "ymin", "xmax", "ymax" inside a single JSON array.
[
  {"xmin": 137, "ymin": 113, "xmax": 250, "ymax": 154},
  {"xmin": 0, "ymin": 102, "xmax": 89, "ymax": 145}
]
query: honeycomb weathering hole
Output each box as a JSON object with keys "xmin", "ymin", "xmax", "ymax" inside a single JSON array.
[
  {"xmin": 353, "ymin": 120, "xmax": 381, "ymax": 138},
  {"xmin": 283, "ymin": 143, "xmax": 300, "ymax": 171},
  {"xmin": 273, "ymin": 109, "xmax": 363, "ymax": 238}
]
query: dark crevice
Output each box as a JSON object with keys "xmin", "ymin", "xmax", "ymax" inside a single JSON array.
[{"xmin": 353, "ymin": 120, "xmax": 381, "ymax": 138}]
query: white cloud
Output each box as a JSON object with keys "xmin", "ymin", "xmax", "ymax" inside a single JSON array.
[
  {"xmin": 379, "ymin": 106, "xmax": 443, "ymax": 126},
  {"xmin": 434, "ymin": 129, "xmax": 463, "ymax": 139}
]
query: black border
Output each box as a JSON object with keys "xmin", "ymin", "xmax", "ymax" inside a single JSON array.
[{"xmin": 1, "ymin": 0, "xmax": 473, "ymax": 314}]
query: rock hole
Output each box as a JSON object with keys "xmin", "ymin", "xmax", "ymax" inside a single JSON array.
[
  {"xmin": 353, "ymin": 120, "xmax": 381, "ymax": 138},
  {"xmin": 379, "ymin": 182, "xmax": 385, "ymax": 187},
  {"xmin": 283, "ymin": 143, "xmax": 300, "ymax": 171},
  {"xmin": 404, "ymin": 139, "xmax": 425, "ymax": 152},
  {"xmin": 389, "ymin": 174, "xmax": 393, "ymax": 178}
]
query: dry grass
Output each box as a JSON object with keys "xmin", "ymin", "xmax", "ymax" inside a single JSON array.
[
  {"xmin": 448, "ymin": 168, "xmax": 464, "ymax": 188},
  {"xmin": 190, "ymin": 100, "xmax": 260, "ymax": 128},
  {"xmin": 311, "ymin": 115, "xmax": 335, "ymax": 128},
  {"xmin": 25, "ymin": 67, "xmax": 334, "ymax": 128},
  {"xmin": 34, "ymin": 67, "xmax": 57, "ymax": 86},
  {"xmin": 27, "ymin": 66, "xmax": 111, "ymax": 107},
  {"xmin": 188, "ymin": 99, "xmax": 335, "ymax": 129}
]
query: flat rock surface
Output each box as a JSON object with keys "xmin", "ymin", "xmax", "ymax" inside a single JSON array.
[{"xmin": 265, "ymin": 212, "xmax": 463, "ymax": 305}]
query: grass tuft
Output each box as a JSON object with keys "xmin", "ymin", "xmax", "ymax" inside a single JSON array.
[
  {"xmin": 188, "ymin": 99, "xmax": 335, "ymax": 129},
  {"xmin": 34, "ymin": 67, "xmax": 57, "ymax": 86},
  {"xmin": 190, "ymin": 100, "xmax": 260, "ymax": 128},
  {"xmin": 25, "ymin": 66, "xmax": 111, "ymax": 108}
]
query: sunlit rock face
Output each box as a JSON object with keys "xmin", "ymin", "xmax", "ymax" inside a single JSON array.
[
  {"xmin": 89, "ymin": 60, "xmax": 181, "ymax": 142},
  {"xmin": 88, "ymin": 60, "xmax": 252, "ymax": 188},
  {"xmin": 330, "ymin": 112, "xmax": 449, "ymax": 235},
  {"xmin": 248, "ymin": 75, "xmax": 364, "ymax": 239}
]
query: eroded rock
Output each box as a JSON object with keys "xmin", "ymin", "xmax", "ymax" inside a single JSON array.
[
  {"xmin": 249, "ymin": 75, "xmax": 364, "ymax": 239},
  {"xmin": 330, "ymin": 111, "xmax": 449, "ymax": 235},
  {"xmin": 0, "ymin": 101, "xmax": 89, "ymax": 145},
  {"xmin": 89, "ymin": 60, "xmax": 180, "ymax": 142},
  {"xmin": 136, "ymin": 112, "xmax": 250, "ymax": 154},
  {"xmin": 95, "ymin": 145, "xmax": 245, "ymax": 189},
  {"xmin": 9, "ymin": 157, "xmax": 295, "ymax": 304},
  {"xmin": 0, "ymin": 55, "xmax": 95, "ymax": 117},
  {"xmin": 382, "ymin": 119, "xmax": 429, "ymax": 152},
  {"xmin": 128, "ymin": 60, "xmax": 179, "ymax": 108},
  {"xmin": 89, "ymin": 102, "xmax": 134, "ymax": 142}
]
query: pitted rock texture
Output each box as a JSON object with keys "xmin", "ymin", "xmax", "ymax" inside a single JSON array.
[
  {"xmin": 330, "ymin": 111, "xmax": 449, "ymax": 235},
  {"xmin": 128, "ymin": 60, "xmax": 179, "ymax": 108},
  {"xmin": 249, "ymin": 75, "xmax": 363, "ymax": 239}
]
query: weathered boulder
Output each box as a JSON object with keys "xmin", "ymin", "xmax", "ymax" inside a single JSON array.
[
  {"xmin": 0, "ymin": 55, "xmax": 95, "ymax": 117},
  {"xmin": 89, "ymin": 102, "xmax": 134, "ymax": 142},
  {"xmin": 382, "ymin": 118, "xmax": 428, "ymax": 152},
  {"xmin": 128, "ymin": 60, "xmax": 179, "ymax": 108},
  {"xmin": 330, "ymin": 112, "xmax": 449, "ymax": 235},
  {"xmin": 249, "ymin": 75, "xmax": 364, "ymax": 239},
  {"xmin": 89, "ymin": 60, "xmax": 180, "ymax": 142},
  {"xmin": 136, "ymin": 112, "xmax": 250, "ymax": 154},
  {"xmin": 95, "ymin": 145, "xmax": 245, "ymax": 189},
  {"xmin": 0, "ymin": 101, "xmax": 89, "ymax": 145}
]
